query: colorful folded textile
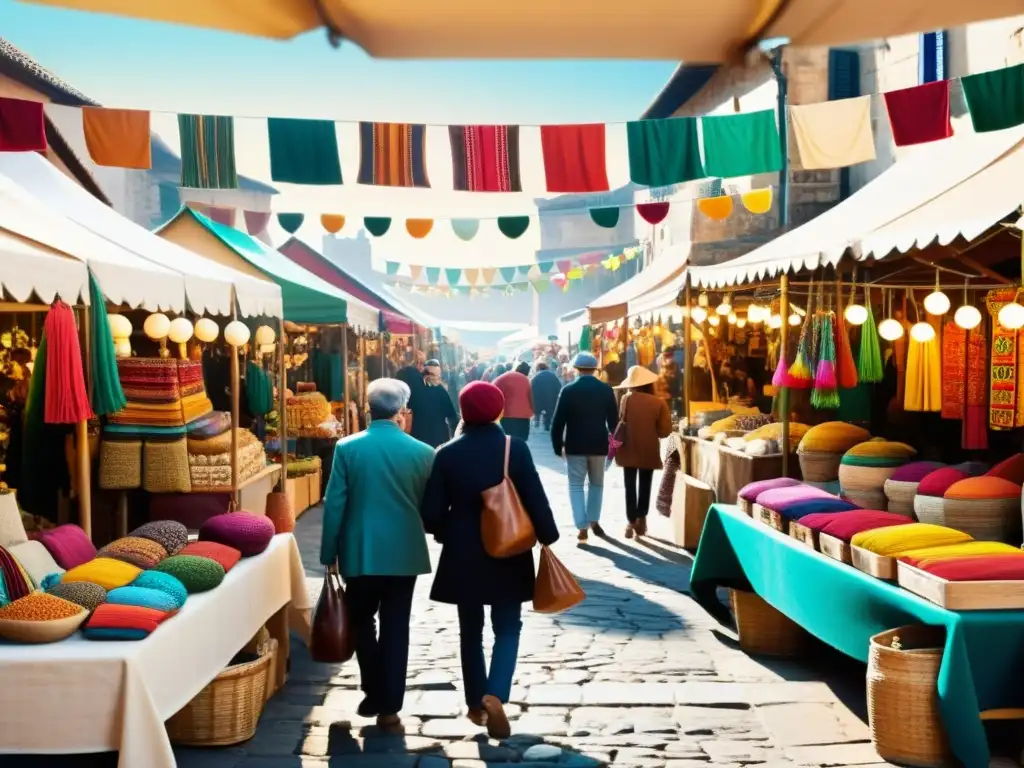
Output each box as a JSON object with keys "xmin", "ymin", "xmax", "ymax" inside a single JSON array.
[
  {"xmin": 181, "ymin": 392, "xmax": 214, "ymax": 424},
  {"xmin": 850, "ymin": 523, "xmax": 972, "ymax": 556},
  {"xmin": 189, "ymin": 440, "xmax": 264, "ymax": 467},
  {"xmin": 187, "ymin": 411, "xmax": 232, "ymax": 438},
  {"xmin": 755, "ymin": 485, "xmax": 831, "ymax": 512},
  {"xmin": 116, "ymin": 357, "xmax": 180, "ymax": 399},
  {"xmin": 103, "ymin": 423, "xmax": 187, "ymax": 441},
  {"xmin": 795, "ymin": 512, "xmax": 844, "ymax": 531},
  {"xmin": 816, "ymin": 510, "xmax": 915, "ymax": 541},
  {"xmin": 176, "ymin": 360, "xmax": 205, "ymax": 385},
  {"xmin": 179, "ymin": 381, "xmax": 205, "ymax": 398},
  {"xmin": 777, "ymin": 497, "xmax": 860, "ymax": 521},
  {"xmin": 83, "ymin": 603, "xmax": 174, "ymax": 640},
  {"xmin": 922, "ymin": 555, "xmax": 1024, "ymax": 581},
  {"xmin": 109, "ymin": 400, "xmax": 185, "ymax": 427},
  {"xmin": 899, "ymin": 541, "xmax": 1023, "ymax": 568},
  {"xmin": 738, "ymin": 477, "xmax": 800, "ymax": 502}
]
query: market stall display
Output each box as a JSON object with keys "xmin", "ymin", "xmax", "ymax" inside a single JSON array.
[
  {"xmin": 883, "ymin": 461, "xmax": 945, "ymax": 517},
  {"xmin": 838, "ymin": 440, "xmax": 917, "ymax": 510}
]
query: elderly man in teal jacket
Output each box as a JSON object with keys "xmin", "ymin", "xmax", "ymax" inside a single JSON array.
[{"xmin": 320, "ymin": 377, "xmax": 435, "ymax": 730}]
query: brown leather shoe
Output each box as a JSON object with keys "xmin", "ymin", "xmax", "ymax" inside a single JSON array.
[
  {"xmin": 590, "ymin": 522, "xmax": 607, "ymax": 537},
  {"xmin": 481, "ymin": 694, "xmax": 511, "ymax": 739},
  {"xmin": 624, "ymin": 524, "xmax": 635, "ymax": 539},
  {"xmin": 634, "ymin": 517, "xmax": 648, "ymax": 537},
  {"xmin": 376, "ymin": 714, "xmax": 403, "ymax": 733},
  {"xmin": 577, "ymin": 529, "xmax": 589, "ymax": 543},
  {"xmin": 467, "ymin": 708, "xmax": 487, "ymax": 726}
]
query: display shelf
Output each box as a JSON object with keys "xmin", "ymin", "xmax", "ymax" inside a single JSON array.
[{"xmin": 191, "ymin": 464, "xmax": 282, "ymax": 494}]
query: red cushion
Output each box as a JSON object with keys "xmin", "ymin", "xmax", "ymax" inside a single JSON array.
[
  {"xmin": 86, "ymin": 603, "xmax": 173, "ymax": 632},
  {"xmin": 795, "ymin": 512, "xmax": 839, "ymax": 531},
  {"xmin": 818, "ymin": 510, "xmax": 913, "ymax": 542},
  {"xmin": 922, "ymin": 555, "xmax": 1024, "ymax": 581},
  {"xmin": 916, "ymin": 468, "xmax": 968, "ymax": 497},
  {"xmin": 987, "ymin": 453, "xmax": 1024, "ymax": 485},
  {"xmin": 180, "ymin": 541, "xmax": 242, "ymax": 573}
]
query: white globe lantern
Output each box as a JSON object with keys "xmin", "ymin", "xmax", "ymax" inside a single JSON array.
[
  {"xmin": 844, "ymin": 304, "xmax": 868, "ymax": 326},
  {"xmin": 224, "ymin": 320, "xmax": 251, "ymax": 347},
  {"xmin": 923, "ymin": 290, "xmax": 951, "ymax": 316},
  {"xmin": 107, "ymin": 314, "xmax": 132, "ymax": 340},
  {"xmin": 707, "ymin": 314, "xmax": 721, "ymax": 327},
  {"xmin": 727, "ymin": 312, "xmax": 737, "ymax": 325},
  {"xmin": 954, "ymin": 304, "xmax": 982, "ymax": 331},
  {"xmin": 114, "ymin": 339, "xmax": 132, "ymax": 358},
  {"xmin": 168, "ymin": 317, "xmax": 194, "ymax": 344},
  {"xmin": 878, "ymin": 318, "xmax": 905, "ymax": 341},
  {"xmin": 788, "ymin": 313, "xmax": 801, "ymax": 326},
  {"xmin": 716, "ymin": 300, "xmax": 731, "ymax": 316},
  {"xmin": 999, "ymin": 302, "xmax": 1024, "ymax": 331},
  {"xmin": 143, "ymin": 312, "xmax": 170, "ymax": 341},
  {"xmin": 690, "ymin": 306, "xmax": 708, "ymax": 324},
  {"xmin": 910, "ymin": 322, "xmax": 936, "ymax": 342},
  {"xmin": 768, "ymin": 314, "xmax": 783, "ymax": 329},
  {"xmin": 698, "ymin": 292, "xmax": 709, "ymax": 308},
  {"xmin": 736, "ymin": 317, "xmax": 747, "ymax": 329},
  {"xmin": 195, "ymin": 318, "xmax": 219, "ymax": 343},
  {"xmin": 254, "ymin": 325, "xmax": 276, "ymax": 346}
]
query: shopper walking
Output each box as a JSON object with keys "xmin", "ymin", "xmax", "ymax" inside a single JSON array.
[
  {"xmin": 530, "ymin": 361, "xmax": 562, "ymax": 431},
  {"xmin": 550, "ymin": 352, "xmax": 618, "ymax": 542},
  {"xmin": 421, "ymin": 381, "xmax": 559, "ymax": 739},
  {"xmin": 320, "ymin": 378, "xmax": 434, "ymax": 731},
  {"xmin": 411, "ymin": 359, "xmax": 458, "ymax": 447},
  {"xmin": 493, "ymin": 362, "xmax": 534, "ymax": 441},
  {"xmin": 614, "ymin": 366, "xmax": 673, "ymax": 538}
]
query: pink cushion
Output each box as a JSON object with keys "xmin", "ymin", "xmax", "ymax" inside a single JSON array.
[
  {"xmin": 738, "ymin": 477, "xmax": 801, "ymax": 502},
  {"xmin": 916, "ymin": 468, "xmax": 968, "ymax": 497},
  {"xmin": 198, "ymin": 511, "xmax": 275, "ymax": 557},
  {"xmin": 755, "ymin": 485, "xmax": 832, "ymax": 512},
  {"xmin": 32, "ymin": 525, "xmax": 96, "ymax": 570},
  {"xmin": 889, "ymin": 461, "xmax": 945, "ymax": 483}
]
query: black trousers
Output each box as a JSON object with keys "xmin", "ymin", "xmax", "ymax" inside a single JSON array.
[
  {"xmin": 623, "ymin": 467, "xmax": 654, "ymax": 522},
  {"xmin": 501, "ymin": 417, "xmax": 531, "ymax": 441},
  {"xmin": 345, "ymin": 575, "xmax": 417, "ymax": 716}
]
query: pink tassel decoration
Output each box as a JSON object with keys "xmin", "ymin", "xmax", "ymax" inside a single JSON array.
[
  {"xmin": 772, "ymin": 354, "xmax": 789, "ymax": 387},
  {"xmin": 43, "ymin": 300, "xmax": 94, "ymax": 424},
  {"xmin": 814, "ymin": 359, "xmax": 838, "ymax": 390}
]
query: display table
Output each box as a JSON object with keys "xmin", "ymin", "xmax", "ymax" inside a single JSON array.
[
  {"xmin": 680, "ymin": 436, "xmax": 798, "ymax": 504},
  {"xmin": 0, "ymin": 533, "xmax": 311, "ymax": 768},
  {"xmin": 690, "ymin": 504, "xmax": 1024, "ymax": 768}
]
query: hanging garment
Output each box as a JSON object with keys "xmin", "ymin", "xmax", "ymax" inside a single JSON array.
[
  {"xmin": 82, "ymin": 107, "xmax": 152, "ymax": 169},
  {"xmin": 962, "ymin": 63, "xmax": 1024, "ymax": 133},
  {"xmin": 357, "ymin": 122, "xmax": 430, "ymax": 188},
  {"xmin": 963, "ymin": 329, "xmax": 989, "ymax": 450},
  {"xmin": 941, "ymin": 322, "xmax": 967, "ymax": 419},
  {"xmin": 449, "ymin": 125, "xmax": 522, "ymax": 192},
  {"xmin": 790, "ymin": 96, "xmax": 876, "ymax": 170},
  {"xmin": 540, "ymin": 123, "xmax": 610, "ymax": 193},
  {"xmin": 883, "ymin": 80, "xmax": 953, "ymax": 146},
  {"xmin": 904, "ymin": 335, "xmax": 942, "ymax": 413}
]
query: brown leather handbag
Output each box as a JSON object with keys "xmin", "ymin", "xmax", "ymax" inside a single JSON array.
[
  {"xmin": 533, "ymin": 545, "xmax": 586, "ymax": 613},
  {"xmin": 309, "ymin": 569, "xmax": 354, "ymax": 663},
  {"xmin": 481, "ymin": 436, "xmax": 537, "ymax": 558}
]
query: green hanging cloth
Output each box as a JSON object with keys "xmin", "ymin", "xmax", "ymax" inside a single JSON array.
[
  {"xmin": 20, "ymin": 332, "xmax": 49, "ymax": 516},
  {"xmin": 701, "ymin": 110, "xmax": 783, "ymax": 179},
  {"xmin": 857, "ymin": 307, "xmax": 884, "ymax": 383},
  {"xmin": 315, "ymin": 351, "xmax": 343, "ymax": 402},
  {"xmin": 178, "ymin": 114, "xmax": 238, "ymax": 189},
  {"xmin": 961, "ymin": 64, "xmax": 1024, "ymax": 133},
  {"xmin": 88, "ymin": 272, "xmax": 127, "ymax": 417},
  {"xmin": 626, "ymin": 118, "xmax": 705, "ymax": 187},
  {"xmin": 579, "ymin": 325, "xmax": 592, "ymax": 353},
  {"xmin": 245, "ymin": 361, "xmax": 274, "ymax": 417},
  {"xmin": 267, "ymin": 117, "xmax": 343, "ymax": 185}
]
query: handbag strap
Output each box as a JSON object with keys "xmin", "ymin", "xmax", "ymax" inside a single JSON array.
[{"xmin": 503, "ymin": 436, "xmax": 511, "ymax": 478}]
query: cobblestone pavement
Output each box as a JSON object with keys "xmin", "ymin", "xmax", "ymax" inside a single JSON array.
[{"xmin": 173, "ymin": 429, "xmax": 886, "ymax": 768}]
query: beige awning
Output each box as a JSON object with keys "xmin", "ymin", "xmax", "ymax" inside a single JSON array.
[
  {"xmin": 588, "ymin": 242, "xmax": 690, "ymax": 324},
  {"xmin": 16, "ymin": 0, "xmax": 1024, "ymax": 61}
]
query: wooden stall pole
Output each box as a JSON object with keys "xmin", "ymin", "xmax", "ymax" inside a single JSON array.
[
  {"xmin": 780, "ymin": 274, "xmax": 791, "ymax": 478},
  {"xmin": 76, "ymin": 304, "xmax": 92, "ymax": 538},
  {"xmin": 230, "ymin": 306, "xmax": 240, "ymax": 509},
  {"xmin": 380, "ymin": 331, "xmax": 386, "ymax": 378},
  {"xmin": 683, "ymin": 278, "xmax": 692, "ymax": 424},
  {"xmin": 278, "ymin": 316, "xmax": 288, "ymax": 492},
  {"xmin": 358, "ymin": 336, "xmax": 366, "ymax": 413},
  {"xmin": 341, "ymin": 322, "xmax": 350, "ymax": 434}
]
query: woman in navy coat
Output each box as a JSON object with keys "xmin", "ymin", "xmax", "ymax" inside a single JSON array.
[{"xmin": 420, "ymin": 380, "xmax": 559, "ymax": 739}]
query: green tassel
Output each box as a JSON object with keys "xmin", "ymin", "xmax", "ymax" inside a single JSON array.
[
  {"xmin": 811, "ymin": 387, "xmax": 840, "ymax": 410},
  {"xmin": 857, "ymin": 307, "xmax": 884, "ymax": 383},
  {"xmin": 89, "ymin": 271, "xmax": 127, "ymax": 416}
]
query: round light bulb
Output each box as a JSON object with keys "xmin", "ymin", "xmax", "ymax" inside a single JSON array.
[
  {"xmin": 844, "ymin": 304, "xmax": 868, "ymax": 326},
  {"xmin": 254, "ymin": 325, "xmax": 276, "ymax": 346},
  {"xmin": 910, "ymin": 322, "xmax": 936, "ymax": 342},
  {"xmin": 143, "ymin": 312, "xmax": 170, "ymax": 341},
  {"xmin": 194, "ymin": 317, "xmax": 219, "ymax": 343},
  {"xmin": 107, "ymin": 314, "xmax": 132, "ymax": 340},
  {"xmin": 923, "ymin": 290, "xmax": 951, "ymax": 316},
  {"xmin": 736, "ymin": 317, "xmax": 747, "ymax": 329},
  {"xmin": 260, "ymin": 343, "xmax": 275, "ymax": 356},
  {"xmin": 708, "ymin": 314, "xmax": 721, "ymax": 327},
  {"xmin": 224, "ymin": 320, "xmax": 251, "ymax": 347},
  {"xmin": 727, "ymin": 312, "xmax": 737, "ymax": 325},
  {"xmin": 690, "ymin": 306, "xmax": 708, "ymax": 324},
  {"xmin": 788, "ymin": 313, "xmax": 801, "ymax": 326},
  {"xmin": 114, "ymin": 339, "xmax": 132, "ymax": 358},
  {"xmin": 954, "ymin": 305, "xmax": 982, "ymax": 330},
  {"xmin": 167, "ymin": 317, "xmax": 194, "ymax": 344},
  {"xmin": 878, "ymin": 318, "xmax": 905, "ymax": 341},
  {"xmin": 999, "ymin": 301, "xmax": 1024, "ymax": 330},
  {"xmin": 716, "ymin": 301, "xmax": 731, "ymax": 316},
  {"xmin": 698, "ymin": 293, "xmax": 709, "ymax": 308},
  {"xmin": 768, "ymin": 314, "xmax": 783, "ymax": 329}
]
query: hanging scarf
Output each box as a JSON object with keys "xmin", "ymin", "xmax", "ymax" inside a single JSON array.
[
  {"xmin": 835, "ymin": 308, "xmax": 858, "ymax": 389},
  {"xmin": 857, "ymin": 306, "xmax": 884, "ymax": 383},
  {"xmin": 43, "ymin": 301, "xmax": 93, "ymax": 424},
  {"xmin": 987, "ymin": 288, "xmax": 1020, "ymax": 429},
  {"xmin": 904, "ymin": 333, "xmax": 942, "ymax": 413},
  {"xmin": 941, "ymin": 322, "xmax": 966, "ymax": 419},
  {"xmin": 88, "ymin": 272, "xmax": 127, "ymax": 417},
  {"xmin": 963, "ymin": 328, "xmax": 989, "ymax": 450}
]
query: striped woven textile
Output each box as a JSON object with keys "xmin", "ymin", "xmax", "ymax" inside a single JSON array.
[
  {"xmin": 117, "ymin": 358, "xmax": 180, "ymax": 403},
  {"xmin": 357, "ymin": 122, "xmax": 430, "ymax": 188},
  {"xmin": 181, "ymin": 393, "xmax": 214, "ymax": 424},
  {"xmin": 449, "ymin": 125, "xmax": 521, "ymax": 192},
  {"xmin": 178, "ymin": 114, "xmax": 238, "ymax": 189},
  {"xmin": 176, "ymin": 360, "xmax": 205, "ymax": 386}
]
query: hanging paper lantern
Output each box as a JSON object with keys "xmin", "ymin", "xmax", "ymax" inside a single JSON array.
[
  {"xmin": 143, "ymin": 313, "xmax": 170, "ymax": 341},
  {"xmin": 195, "ymin": 318, "xmax": 219, "ymax": 343},
  {"xmin": 999, "ymin": 301, "xmax": 1024, "ymax": 330},
  {"xmin": 224, "ymin": 321, "xmax": 250, "ymax": 347},
  {"xmin": 878, "ymin": 318, "xmax": 905, "ymax": 341},
  {"xmin": 910, "ymin": 322, "xmax": 936, "ymax": 342},
  {"xmin": 107, "ymin": 314, "xmax": 132, "ymax": 340},
  {"xmin": 954, "ymin": 305, "xmax": 982, "ymax": 330},
  {"xmin": 844, "ymin": 304, "xmax": 868, "ymax": 326},
  {"xmin": 690, "ymin": 306, "xmax": 708, "ymax": 324},
  {"xmin": 254, "ymin": 325, "xmax": 276, "ymax": 346},
  {"xmin": 168, "ymin": 318, "xmax": 194, "ymax": 344}
]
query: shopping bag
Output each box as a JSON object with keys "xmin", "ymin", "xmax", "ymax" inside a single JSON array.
[
  {"xmin": 481, "ymin": 436, "xmax": 537, "ymax": 558},
  {"xmin": 309, "ymin": 569, "xmax": 354, "ymax": 663},
  {"xmin": 533, "ymin": 545, "xmax": 585, "ymax": 613}
]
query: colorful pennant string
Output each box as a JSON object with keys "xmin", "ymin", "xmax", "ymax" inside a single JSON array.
[
  {"xmin": 636, "ymin": 202, "xmax": 670, "ymax": 225},
  {"xmin": 497, "ymin": 216, "xmax": 530, "ymax": 240},
  {"xmin": 405, "ymin": 218, "xmax": 434, "ymax": 239},
  {"xmin": 451, "ymin": 219, "xmax": 480, "ymax": 241},
  {"xmin": 320, "ymin": 214, "xmax": 345, "ymax": 234},
  {"xmin": 277, "ymin": 212, "xmax": 304, "ymax": 234},
  {"xmin": 364, "ymin": 217, "xmax": 392, "ymax": 237},
  {"xmin": 589, "ymin": 207, "xmax": 620, "ymax": 229}
]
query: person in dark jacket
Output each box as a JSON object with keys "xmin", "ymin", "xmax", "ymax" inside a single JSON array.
[
  {"xmin": 405, "ymin": 360, "xmax": 457, "ymax": 447},
  {"xmin": 550, "ymin": 352, "xmax": 618, "ymax": 542},
  {"xmin": 530, "ymin": 362, "xmax": 562, "ymax": 431},
  {"xmin": 420, "ymin": 381, "xmax": 559, "ymax": 739}
]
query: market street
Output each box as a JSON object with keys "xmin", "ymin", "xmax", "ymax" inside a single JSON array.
[{"xmin": 174, "ymin": 431, "xmax": 883, "ymax": 768}]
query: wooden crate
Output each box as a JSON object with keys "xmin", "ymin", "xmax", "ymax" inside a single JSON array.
[
  {"xmin": 897, "ymin": 561, "xmax": 1024, "ymax": 610},
  {"xmin": 789, "ymin": 521, "xmax": 818, "ymax": 549},
  {"xmin": 818, "ymin": 533, "xmax": 852, "ymax": 564},
  {"xmin": 306, "ymin": 469, "xmax": 322, "ymax": 507},
  {"xmin": 851, "ymin": 545, "xmax": 897, "ymax": 580},
  {"xmin": 285, "ymin": 475, "xmax": 310, "ymax": 516},
  {"xmin": 753, "ymin": 503, "xmax": 787, "ymax": 533},
  {"xmin": 671, "ymin": 473, "xmax": 714, "ymax": 550}
]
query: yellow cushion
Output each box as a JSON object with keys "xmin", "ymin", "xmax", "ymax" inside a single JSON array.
[
  {"xmin": 845, "ymin": 440, "xmax": 917, "ymax": 460},
  {"xmin": 709, "ymin": 415, "xmax": 741, "ymax": 435},
  {"xmin": 900, "ymin": 541, "xmax": 1023, "ymax": 569},
  {"xmin": 850, "ymin": 523, "xmax": 972, "ymax": 556},
  {"xmin": 61, "ymin": 557, "xmax": 142, "ymax": 591},
  {"xmin": 798, "ymin": 422, "xmax": 871, "ymax": 454},
  {"xmin": 744, "ymin": 422, "xmax": 809, "ymax": 443}
]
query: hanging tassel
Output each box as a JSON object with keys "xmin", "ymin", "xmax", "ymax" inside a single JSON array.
[
  {"xmin": 835, "ymin": 309, "xmax": 859, "ymax": 389},
  {"xmin": 88, "ymin": 272, "xmax": 127, "ymax": 416},
  {"xmin": 772, "ymin": 353, "xmax": 790, "ymax": 387},
  {"xmin": 812, "ymin": 314, "xmax": 840, "ymax": 409},
  {"xmin": 857, "ymin": 306, "xmax": 884, "ymax": 383},
  {"xmin": 43, "ymin": 301, "xmax": 94, "ymax": 424}
]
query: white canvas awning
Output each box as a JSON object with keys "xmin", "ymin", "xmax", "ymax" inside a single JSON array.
[
  {"xmin": 686, "ymin": 125, "xmax": 1024, "ymax": 289},
  {"xmin": 588, "ymin": 242, "xmax": 691, "ymax": 323},
  {"xmin": 859, "ymin": 136, "xmax": 1024, "ymax": 259},
  {"xmin": 0, "ymin": 154, "xmax": 282, "ymax": 319},
  {"xmin": 629, "ymin": 279, "xmax": 684, "ymax": 318},
  {"xmin": 0, "ymin": 172, "xmax": 183, "ymax": 311},
  {"xmin": 0, "ymin": 227, "xmax": 89, "ymax": 305}
]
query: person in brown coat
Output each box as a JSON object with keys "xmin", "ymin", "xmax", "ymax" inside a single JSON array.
[{"xmin": 614, "ymin": 366, "xmax": 672, "ymax": 538}]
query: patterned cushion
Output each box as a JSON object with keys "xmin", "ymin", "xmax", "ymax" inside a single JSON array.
[
  {"xmin": 32, "ymin": 525, "xmax": 96, "ymax": 570},
  {"xmin": 0, "ymin": 544, "xmax": 33, "ymax": 602},
  {"xmin": 129, "ymin": 520, "xmax": 188, "ymax": 556},
  {"xmin": 737, "ymin": 477, "xmax": 800, "ymax": 502},
  {"xmin": 131, "ymin": 570, "xmax": 187, "ymax": 609},
  {"xmin": 180, "ymin": 541, "xmax": 242, "ymax": 573},
  {"xmin": 155, "ymin": 555, "xmax": 225, "ymax": 593},
  {"xmin": 82, "ymin": 603, "xmax": 173, "ymax": 640},
  {"xmin": 106, "ymin": 586, "xmax": 181, "ymax": 612},
  {"xmin": 98, "ymin": 537, "xmax": 169, "ymax": 569},
  {"xmin": 9, "ymin": 540, "xmax": 64, "ymax": 589},
  {"xmin": 0, "ymin": 493, "xmax": 27, "ymax": 549},
  {"xmin": 62, "ymin": 558, "xmax": 142, "ymax": 592},
  {"xmin": 199, "ymin": 512, "xmax": 275, "ymax": 557},
  {"xmin": 47, "ymin": 581, "xmax": 107, "ymax": 612},
  {"xmin": 916, "ymin": 468, "xmax": 969, "ymax": 497}
]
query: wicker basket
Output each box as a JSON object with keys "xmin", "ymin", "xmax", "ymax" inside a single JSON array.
[
  {"xmin": 166, "ymin": 642, "xmax": 274, "ymax": 746},
  {"xmin": 938, "ymin": 497, "xmax": 1021, "ymax": 542},
  {"xmin": 839, "ymin": 464, "xmax": 901, "ymax": 493},
  {"xmin": 798, "ymin": 450, "xmax": 843, "ymax": 482},
  {"xmin": 843, "ymin": 489, "xmax": 887, "ymax": 510},
  {"xmin": 265, "ymin": 491, "xmax": 295, "ymax": 534},
  {"xmin": 144, "ymin": 438, "xmax": 191, "ymax": 494},
  {"xmin": 914, "ymin": 495, "xmax": 945, "ymax": 525},
  {"xmin": 883, "ymin": 479, "xmax": 919, "ymax": 518},
  {"xmin": 99, "ymin": 439, "xmax": 142, "ymax": 490},
  {"xmin": 867, "ymin": 625, "xmax": 951, "ymax": 768},
  {"xmin": 729, "ymin": 589, "xmax": 806, "ymax": 657}
]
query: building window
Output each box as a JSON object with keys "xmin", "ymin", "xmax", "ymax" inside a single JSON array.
[
  {"xmin": 828, "ymin": 50, "xmax": 861, "ymax": 201},
  {"xmin": 920, "ymin": 31, "xmax": 947, "ymax": 84}
]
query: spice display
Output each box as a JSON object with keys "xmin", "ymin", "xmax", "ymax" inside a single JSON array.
[{"xmin": 0, "ymin": 592, "xmax": 83, "ymax": 621}]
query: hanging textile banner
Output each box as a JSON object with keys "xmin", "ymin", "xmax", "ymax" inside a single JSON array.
[
  {"xmin": 0, "ymin": 97, "xmax": 45, "ymax": 152},
  {"xmin": 987, "ymin": 289, "xmax": 1023, "ymax": 429},
  {"xmin": 267, "ymin": 117, "xmax": 343, "ymax": 185},
  {"xmin": 962, "ymin": 63, "xmax": 1024, "ymax": 133},
  {"xmin": 178, "ymin": 114, "xmax": 238, "ymax": 189},
  {"xmin": 449, "ymin": 125, "xmax": 522, "ymax": 192},
  {"xmin": 82, "ymin": 107, "xmax": 151, "ymax": 169},
  {"xmin": 790, "ymin": 96, "xmax": 877, "ymax": 170},
  {"xmin": 540, "ymin": 123, "xmax": 610, "ymax": 193},
  {"xmin": 883, "ymin": 80, "xmax": 953, "ymax": 147},
  {"xmin": 357, "ymin": 122, "xmax": 430, "ymax": 188},
  {"xmin": 941, "ymin": 322, "xmax": 966, "ymax": 420},
  {"xmin": 626, "ymin": 117, "xmax": 704, "ymax": 187},
  {"xmin": 701, "ymin": 109, "xmax": 782, "ymax": 178}
]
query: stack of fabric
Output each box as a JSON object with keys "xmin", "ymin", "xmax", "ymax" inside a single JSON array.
[
  {"xmin": 914, "ymin": 467, "xmax": 970, "ymax": 524},
  {"xmin": 108, "ymin": 358, "xmax": 184, "ymax": 427},
  {"xmin": 919, "ymin": 555, "xmax": 1024, "ymax": 581},
  {"xmin": 838, "ymin": 440, "xmax": 917, "ymax": 509},
  {"xmin": 755, "ymin": 483, "xmax": 858, "ymax": 523},
  {"xmin": 797, "ymin": 422, "xmax": 871, "ymax": 483},
  {"xmin": 798, "ymin": 509, "xmax": 912, "ymax": 540},
  {"xmin": 188, "ymin": 428, "xmax": 266, "ymax": 490},
  {"xmin": 850, "ymin": 523, "xmax": 972, "ymax": 558},
  {"xmin": 883, "ymin": 461, "xmax": 945, "ymax": 517},
  {"xmin": 941, "ymin": 476, "xmax": 1023, "ymax": 542},
  {"xmin": 177, "ymin": 360, "xmax": 213, "ymax": 425},
  {"xmin": 898, "ymin": 541, "xmax": 1024, "ymax": 569},
  {"xmin": 736, "ymin": 477, "xmax": 800, "ymax": 514}
]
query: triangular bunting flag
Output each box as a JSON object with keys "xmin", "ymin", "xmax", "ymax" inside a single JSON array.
[
  {"xmin": 481, "ymin": 268, "xmax": 497, "ymax": 285},
  {"xmin": 386, "ymin": 261, "xmax": 400, "ymax": 276},
  {"xmin": 278, "ymin": 213, "xmax": 304, "ymax": 234},
  {"xmin": 538, "ymin": 262, "xmax": 554, "ymax": 274},
  {"xmin": 364, "ymin": 217, "xmax": 392, "ymax": 237},
  {"xmin": 556, "ymin": 260, "xmax": 573, "ymax": 274},
  {"xmin": 497, "ymin": 216, "xmax": 530, "ymax": 240},
  {"xmin": 445, "ymin": 268, "xmax": 462, "ymax": 286},
  {"xmin": 426, "ymin": 267, "xmax": 440, "ymax": 285},
  {"xmin": 321, "ymin": 214, "xmax": 345, "ymax": 234},
  {"xmin": 500, "ymin": 267, "xmax": 517, "ymax": 283},
  {"xmin": 409, "ymin": 265, "xmax": 423, "ymax": 282},
  {"xmin": 464, "ymin": 269, "xmax": 480, "ymax": 286},
  {"xmin": 589, "ymin": 207, "xmax": 620, "ymax": 229},
  {"xmin": 532, "ymin": 279, "xmax": 549, "ymax": 294}
]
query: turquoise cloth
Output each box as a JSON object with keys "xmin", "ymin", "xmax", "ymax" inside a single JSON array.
[
  {"xmin": 626, "ymin": 117, "xmax": 704, "ymax": 187},
  {"xmin": 690, "ymin": 504, "xmax": 1024, "ymax": 768},
  {"xmin": 320, "ymin": 420, "xmax": 435, "ymax": 578},
  {"xmin": 267, "ymin": 117, "xmax": 343, "ymax": 185},
  {"xmin": 701, "ymin": 110, "xmax": 783, "ymax": 179}
]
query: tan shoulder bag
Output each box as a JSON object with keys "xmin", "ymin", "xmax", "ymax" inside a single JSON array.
[{"xmin": 481, "ymin": 436, "xmax": 537, "ymax": 558}]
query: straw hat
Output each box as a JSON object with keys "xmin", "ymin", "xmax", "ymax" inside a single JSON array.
[{"xmin": 615, "ymin": 366, "xmax": 659, "ymax": 389}]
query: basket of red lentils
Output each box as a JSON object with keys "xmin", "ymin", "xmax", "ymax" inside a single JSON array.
[{"xmin": 0, "ymin": 593, "xmax": 89, "ymax": 643}]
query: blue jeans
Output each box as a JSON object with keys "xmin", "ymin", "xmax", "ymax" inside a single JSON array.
[
  {"xmin": 565, "ymin": 454, "xmax": 605, "ymax": 529},
  {"xmin": 457, "ymin": 603, "xmax": 523, "ymax": 708}
]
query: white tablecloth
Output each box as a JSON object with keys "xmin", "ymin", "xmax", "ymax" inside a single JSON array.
[{"xmin": 0, "ymin": 533, "xmax": 311, "ymax": 768}]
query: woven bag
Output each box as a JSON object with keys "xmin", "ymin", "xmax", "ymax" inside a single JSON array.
[
  {"xmin": 143, "ymin": 438, "xmax": 192, "ymax": 493},
  {"xmin": 99, "ymin": 439, "xmax": 142, "ymax": 490}
]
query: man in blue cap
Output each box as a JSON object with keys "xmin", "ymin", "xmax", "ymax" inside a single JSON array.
[{"xmin": 550, "ymin": 352, "xmax": 619, "ymax": 542}]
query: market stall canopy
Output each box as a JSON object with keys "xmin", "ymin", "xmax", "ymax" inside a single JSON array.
[
  {"xmin": 588, "ymin": 242, "xmax": 691, "ymax": 324},
  {"xmin": 0, "ymin": 172, "xmax": 183, "ymax": 311},
  {"xmin": 16, "ymin": 0, "xmax": 1023, "ymax": 62},
  {"xmin": 685, "ymin": 124, "xmax": 1024, "ymax": 289},
  {"xmin": 0, "ymin": 153, "xmax": 282, "ymax": 319},
  {"xmin": 0, "ymin": 227, "xmax": 89, "ymax": 305},
  {"xmin": 497, "ymin": 325, "xmax": 541, "ymax": 351},
  {"xmin": 157, "ymin": 207, "xmax": 378, "ymax": 328}
]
